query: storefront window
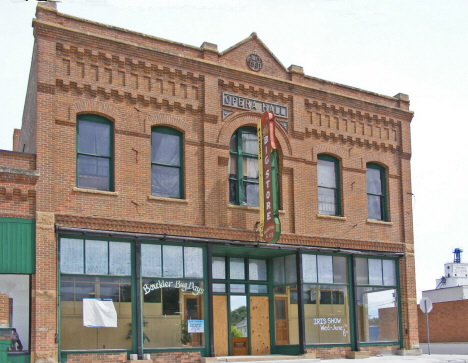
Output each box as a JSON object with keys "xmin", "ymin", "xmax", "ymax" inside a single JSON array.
[
  {"xmin": 59, "ymin": 238, "xmax": 132, "ymax": 350},
  {"xmin": 274, "ymin": 285, "xmax": 298, "ymax": 345},
  {"xmin": 301, "ymin": 254, "xmax": 350, "ymax": 344},
  {"xmin": 356, "ymin": 258, "xmax": 399, "ymax": 343},
  {"xmin": 0, "ymin": 275, "xmax": 30, "ymax": 353},
  {"xmin": 273, "ymin": 255, "xmax": 298, "ymax": 346},
  {"xmin": 142, "ymin": 243, "xmax": 205, "ymax": 349}
]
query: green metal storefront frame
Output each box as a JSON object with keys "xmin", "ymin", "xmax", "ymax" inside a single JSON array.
[
  {"xmin": 57, "ymin": 235, "xmax": 209, "ymax": 362},
  {"xmin": 56, "ymin": 229, "xmax": 403, "ymax": 360}
]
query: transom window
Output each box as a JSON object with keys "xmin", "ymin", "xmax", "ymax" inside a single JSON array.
[
  {"xmin": 229, "ymin": 127, "xmax": 259, "ymax": 206},
  {"xmin": 76, "ymin": 114, "xmax": 113, "ymax": 191},
  {"xmin": 317, "ymin": 155, "xmax": 341, "ymax": 216},
  {"xmin": 151, "ymin": 127, "xmax": 183, "ymax": 198},
  {"xmin": 367, "ymin": 163, "xmax": 387, "ymax": 221},
  {"xmin": 212, "ymin": 257, "xmax": 268, "ymax": 294}
]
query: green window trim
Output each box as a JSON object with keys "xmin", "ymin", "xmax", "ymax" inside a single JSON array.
[
  {"xmin": 229, "ymin": 127, "xmax": 259, "ymax": 206},
  {"xmin": 151, "ymin": 126, "xmax": 184, "ymax": 199},
  {"xmin": 211, "ymin": 256, "xmax": 270, "ymax": 295},
  {"xmin": 317, "ymin": 154, "xmax": 341, "ymax": 216},
  {"xmin": 366, "ymin": 163, "xmax": 387, "ymax": 221},
  {"xmin": 76, "ymin": 114, "xmax": 114, "ymax": 191},
  {"xmin": 355, "ymin": 256, "xmax": 400, "ymax": 345}
]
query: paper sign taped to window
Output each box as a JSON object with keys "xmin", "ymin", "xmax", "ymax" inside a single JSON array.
[
  {"xmin": 187, "ymin": 320, "xmax": 204, "ymax": 333},
  {"xmin": 83, "ymin": 299, "xmax": 117, "ymax": 328}
]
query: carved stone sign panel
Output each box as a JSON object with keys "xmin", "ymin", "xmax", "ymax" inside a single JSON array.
[{"xmin": 222, "ymin": 92, "xmax": 288, "ymax": 119}]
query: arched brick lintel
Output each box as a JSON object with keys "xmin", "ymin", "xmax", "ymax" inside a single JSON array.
[
  {"xmin": 217, "ymin": 112, "xmax": 292, "ymax": 156},
  {"xmin": 147, "ymin": 113, "xmax": 190, "ymax": 135},
  {"xmin": 72, "ymin": 100, "xmax": 121, "ymax": 123},
  {"xmin": 313, "ymin": 145, "xmax": 347, "ymax": 165},
  {"xmin": 362, "ymin": 153, "xmax": 396, "ymax": 174}
]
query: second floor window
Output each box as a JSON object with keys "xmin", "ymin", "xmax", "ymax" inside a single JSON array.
[
  {"xmin": 77, "ymin": 114, "xmax": 113, "ymax": 191},
  {"xmin": 151, "ymin": 127, "xmax": 183, "ymax": 198},
  {"xmin": 367, "ymin": 163, "xmax": 387, "ymax": 221},
  {"xmin": 317, "ymin": 154, "xmax": 340, "ymax": 216},
  {"xmin": 229, "ymin": 127, "xmax": 259, "ymax": 207}
]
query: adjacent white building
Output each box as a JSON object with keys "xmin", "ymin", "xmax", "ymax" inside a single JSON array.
[{"xmin": 422, "ymin": 249, "xmax": 468, "ymax": 303}]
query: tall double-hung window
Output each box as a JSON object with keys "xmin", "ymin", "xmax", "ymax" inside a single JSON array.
[
  {"xmin": 77, "ymin": 115, "xmax": 113, "ymax": 191},
  {"xmin": 229, "ymin": 127, "xmax": 259, "ymax": 207},
  {"xmin": 366, "ymin": 163, "xmax": 387, "ymax": 221},
  {"xmin": 317, "ymin": 155, "xmax": 341, "ymax": 216},
  {"xmin": 151, "ymin": 127, "xmax": 183, "ymax": 198}
]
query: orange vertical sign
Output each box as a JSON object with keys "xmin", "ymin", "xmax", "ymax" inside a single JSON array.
[{"xmin": 258, "ymin": 112, "xmax": 280, "ymax": 243}]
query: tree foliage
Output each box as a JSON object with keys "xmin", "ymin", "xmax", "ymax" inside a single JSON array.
[
  {"xmin": 230, "ymin": 305, "xmax": 247, "ymax": 325},
  {"xmin": 231, "ymin": 325, "xmax": 243, "ymax": 338}
]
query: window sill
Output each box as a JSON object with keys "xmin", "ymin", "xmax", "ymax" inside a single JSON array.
[
  {"xmin": 317, "ymin": 214, "xmax": 347, "ymax": 221},
  {"xmin": 147, "ymin": 195, "xmax": 188, "ymax": 203},
  {"xmin": 72, "ymin": 187, "xmax": 118, "ymax": 196},
  {"xmin": 366, "ymin": 219, "xmax": 393, "ymax": 226},
  {"xmin": 227, "ymin": 204, "xmax": 286, "ymax": 215},
  {"xmin": 227, "ymin": 204, "xmax": 259, "ymax": 211}
]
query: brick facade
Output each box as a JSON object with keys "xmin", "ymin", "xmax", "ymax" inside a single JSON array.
[
  {"xmin": 0, "ymin": 2, "xmax": 418, "ymax": 362},
  {"xmin": 418, "ymin": 300, "xmax": 468, "ymax": 343},
  {"xmin": 66, "ymin": 353, "xmax": 127, "ymax": 362},
  {"xmin": 0, "ymin": 293, "xmax": 10, "ymax": 326}
]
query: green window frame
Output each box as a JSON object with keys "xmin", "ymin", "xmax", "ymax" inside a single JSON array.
[
  {"xmin": 317, "ymin": 154, "xmax": 341, "ymax": 216},
  {"xmin": 355, "ymin": 257, "xmax": 400, "ymax": 344},
  {"xmin": 211, "ymin": 256, "xmax": 269, "ymax": 295},
  {"xmin": 366, "ymin": 163, "xmax": 387, "ymax": 221},
  {"xmin": 76, "ymin": 114, "xmax": 113, "ymax": 191},
  {"xmin": 229, "ymin": 127, "xmax": 259, "ymax": 206},
  {"xmin": 151, "ymin": 126, "xmax": 184, "ymax": 199}
]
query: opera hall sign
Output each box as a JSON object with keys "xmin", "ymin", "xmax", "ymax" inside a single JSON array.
[{"xmin": 222, "ymin": 92, "xmax": 288, "ymax": 119}]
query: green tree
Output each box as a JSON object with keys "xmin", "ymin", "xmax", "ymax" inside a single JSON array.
[
  {"xmin": 230, "ymin": 305, "xmax": 247, "ymax": 325},
  {"xmin": 231, "ymin": 325, "xmax": 243, "ymax": 338}
]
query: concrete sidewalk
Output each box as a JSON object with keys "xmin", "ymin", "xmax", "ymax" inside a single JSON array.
[
  {"xmin": 317, "ymin": 355, "xmax": 468, "ymax": 363},
  {"xmin": 223, "ymin": 357, "xmax": 468, "ymax": 363},
  {"xmin": 211, "ymin": 353, "xmax": 468, "ymax": 363}
]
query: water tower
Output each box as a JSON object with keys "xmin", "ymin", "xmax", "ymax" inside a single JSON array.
[{"xmin": 453, "ymin": 248, "xmax": 463, "ymax": 263}]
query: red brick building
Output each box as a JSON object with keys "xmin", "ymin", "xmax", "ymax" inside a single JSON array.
[
  {"xmin": 0, "ymin": 2, "xmax": 419, "ymax": 362},
  {"xmin": 418, "ymin": 300, "xmax": 468, "ymax": 343}
]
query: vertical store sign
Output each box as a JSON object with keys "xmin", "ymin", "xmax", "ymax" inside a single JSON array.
[{"xmin": 258, "ymin": 112, "xmax": 281, "ymax": 243}]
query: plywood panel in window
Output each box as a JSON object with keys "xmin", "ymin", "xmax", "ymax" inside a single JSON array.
[
  {"xmin": 250, "ymin": 296, "xmax": 270, "ymax": 355},
  {"xmin": 213, "ymin": 295, "xmax": 228, "ymax": 356}
]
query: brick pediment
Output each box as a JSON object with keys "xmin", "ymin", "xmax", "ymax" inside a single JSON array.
[{"xmin": 220, "ymin": 33, "xmax": 288, "ymax": 80}]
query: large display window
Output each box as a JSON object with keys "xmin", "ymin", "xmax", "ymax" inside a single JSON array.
[
  {"xmin": 59, "ymin": 238, "xmax": 132, "ymax": 350},
  {"xmin": 301, "ymin": 254, "xmax": 350, "ymax": 344},
  {"xmin": 0, "ymin": 275, "xmax": 30, "ymax": 353},
  {"xmin": 272, "ymin": 255, "xmax": 298, "ymax": 346},
  {"xmin": 142, "ymin": 244, "xmax": 205, "ymax": 349},
  {"xmin": 60, "ymin": 238, "xmax": 207, "ymax": 352},
  {"xmin": 356, "ymin": 258, "xmax": 399, "ymax": 343}
]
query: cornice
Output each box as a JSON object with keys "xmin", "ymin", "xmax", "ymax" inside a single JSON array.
[{"xmin": 34, "ymin": 19, "xmax": 414, "ymax": 120}]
